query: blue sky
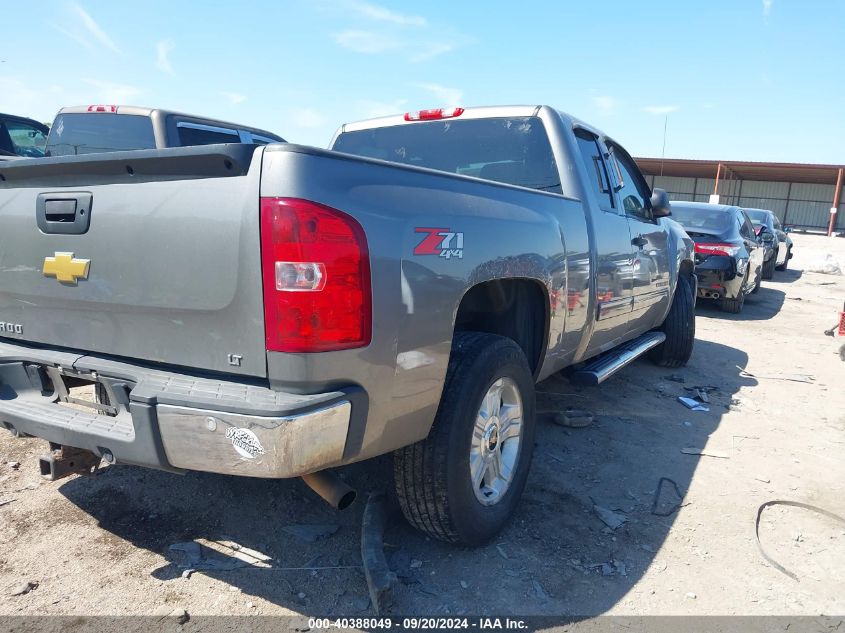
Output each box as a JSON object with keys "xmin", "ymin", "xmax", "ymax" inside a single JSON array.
[{"xmin": 2, "ymin": 0, "xmax": 843, "ymax": 163}]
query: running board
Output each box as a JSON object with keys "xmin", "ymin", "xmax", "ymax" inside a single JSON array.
[{"xmin": 569, "ymin": 332, "xmax": 666, "ymax": 386}]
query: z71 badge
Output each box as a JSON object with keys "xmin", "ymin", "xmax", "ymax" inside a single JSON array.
[{"xmin": 414, "ymin": 227, "xmax": 464, "ymax": 259}]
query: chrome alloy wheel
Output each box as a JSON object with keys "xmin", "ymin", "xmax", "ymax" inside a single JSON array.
[{"xmin": 469, "ymin": 377, "xmax": 523, "ymax": 506}]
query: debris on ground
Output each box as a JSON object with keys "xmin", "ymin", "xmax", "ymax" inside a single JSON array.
[
  {"xmin": 6, "ymin": 462, "xmax": 20, "ymax": 470},
  {"xmin": 553, "ymin": 409, "xmax": 594, "ymax": 428},
  {"xmin": 532, "ymin": 579, "xmax": 550, "ymax": 600},
  {"xmin": 665, "ymin": 374, "xmax": 686, "ymax": 383},
  {"xmin": 678, "ymin": 396, "xmax": 709, "ymax": 412},
  {"xmin": 169, "ymin": 539, "xmax": 272, "ymax": 572},
  {"xmin": 495, "ymin": 544, "xmax": 510, "ymax": 560},
  {"xmin": 0, "ymin": 498, "xmax": 16, "ymax": 508},
  {"xmin": 681, "ymin": 447, "xmax": 729, "ymax": 459},
  {"xmin": 280, "ymin": 523, "xmax": 339, "ymax": 543},
  {"xmin": 9, "ymin": 581, "xmax": 38, "ymax": 597},
  {"xmin": 153, "ymin": 607, "xmax": 190, "ymax": 625},
  {"xmin": 361, "ymin": 493, "xmax": 397, "ymax": 616},
  {"xmin": 737, "ymin": 366, "xmax": 815, "ymax": 384},
  {"xmin": 755, "ymin": 500, "xmax": 845, "ymax": 582},
  {"xmin": 593, "ymin": 504, "xmax": 627, "ymax": 530},
  {"xmin": 651, "ymin": 477, "xmax": 686, "ymax": 517},
  {"xmin": 685, "ymin": 592, "xmax": 697, "ymax": 599},
  {"xmin": 803, "ymin": 252, "xmax": 842, "ymax": 275}
]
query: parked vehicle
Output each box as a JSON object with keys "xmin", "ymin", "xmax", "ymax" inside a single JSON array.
[
  {"xmin": 45, "ymin": 105, "xmax": 284, "ymax": 157},
  {"xmin": 670, "ymin": 202, "xmax": 764, "ymax": 313},
  {"xmin": 0, "ymin": 105, "xmax": 695, "ymax": 545},
  {"xmin": 0, "ymin": 113, "xmax": 49, "ymax": 158},
  {"xmin": 745, "ymin": 208, "xmax": 793, "ymax": 273}
]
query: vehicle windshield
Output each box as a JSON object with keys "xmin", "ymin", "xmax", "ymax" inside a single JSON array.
[
  {"xmin": 333, "ymin": 116, "xmax": 562, "ymax": 194},
  {"xmin": 670, "ymin": 204, "xmax": 734, "ymax": 233},
  {"xmin": 745, "ymin": 209, "xmax": 770, "ymax": 226},
  {"xmin": 46, "ymin": 113, "xmax": 156, "ymax": 156}
]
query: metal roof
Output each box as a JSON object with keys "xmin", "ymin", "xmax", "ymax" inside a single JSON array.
[{"xmin": 635, "ymin": 157, "xmax": 844, "ymax": 185}]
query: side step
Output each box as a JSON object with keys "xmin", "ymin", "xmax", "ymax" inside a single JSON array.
[{"xmin": 569, "ymin": 332, "xmax": 666, "ymax": 386}]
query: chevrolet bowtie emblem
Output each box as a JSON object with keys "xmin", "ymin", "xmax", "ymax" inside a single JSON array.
[{"xmin": 43, "ymin": 252, "xmax": 91, "ymax": 284}]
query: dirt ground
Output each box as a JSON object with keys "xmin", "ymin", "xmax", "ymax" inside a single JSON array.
[{"xmin": 0, "ymin": 233, "xmax": 843, "ymax": 620}]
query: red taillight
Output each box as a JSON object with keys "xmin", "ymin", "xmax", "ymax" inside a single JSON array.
[
  {"xmin": 404, "ymin": 107, "xmax": 464, "ymax": 121},
  {"xmin": 694, "ymin": 242, "xmax": 741, "ymax": 257},
  {"xmin": 260, "ymin": 197, "xmax": 371, "ymax": 353},
  {"xmin": 86, "ymin": 105, "xmax": 117, "ymax": 113}
]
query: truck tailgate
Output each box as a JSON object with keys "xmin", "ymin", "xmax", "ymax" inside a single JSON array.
[{"xmin": 0, "ymin": 145, "xmax": 267, "ymax": 378}]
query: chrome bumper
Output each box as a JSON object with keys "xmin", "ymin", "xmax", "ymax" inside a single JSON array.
[
  {"xmin": 157, "ymin": 402, "xmax": 351, "ymax": 478},
  {"xmin": 0, "ymin": 339, "xmax": 358, "ymax": 479}
]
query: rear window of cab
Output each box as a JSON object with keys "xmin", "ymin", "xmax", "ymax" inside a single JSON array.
[{"xmin": 333, "ymin": 117, "xmax": 562, "ymax": 194}]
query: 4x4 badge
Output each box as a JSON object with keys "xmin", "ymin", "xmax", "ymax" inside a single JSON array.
[{"xmin": 43, "ymin": 252, "xmax": 90, "ymax": 284}]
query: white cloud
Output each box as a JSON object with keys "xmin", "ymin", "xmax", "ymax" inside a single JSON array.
[
  {"xmin": 82, "ymin": 78, "xmax": 140, "ymax": 104},
  {"xmin": 293, "ymin": 108, "xmax": 327, "ymax": 129},
  {"xmin": 333, "ymin": 30, "xmax": 400, "ymax": 54},
  {"xmin": 51, "ymin": 23, "xmax": 93, "ymax": 49},
  {"xmin": 409, "ymin": 42, "xmax": 455, "ymax": 63},
  {"xmin": 415, "ymin": 83, "xmax": 463, "ymax": 105},
  {"xmin": 334, "ymin": 30, "xmax": 457, "ymax": 62},
  {"xmin": 762, "ymin": 0, "xmax": 773, "ymax": 16},
  {"xmin": 356, "ymin": 98, "xmax": 408, "ymax": 119},
  {"xmin": 71, "ymin": 3, "xmax": 120, "ymax": 53},
  {"xmin": 346, "ymin": 1, "xmax": 426, "ymax": 26},
  {"xmin": 156, "ymin": 39, "xmax": 175, "ymax": 75},
  {"xmin": 593, "ymin": 96, "xmax": 617, "ymax": 116},
  {"xmin": 222, "ymin": 92, "xmax": 247, "ymax": 105},
  {"xmin": 643, "ymin": 105, "xmax": 680, "ymax": 115}
]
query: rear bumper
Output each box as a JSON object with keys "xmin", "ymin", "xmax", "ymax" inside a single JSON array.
[
  {"xmin": 694, "ymin": 255, "xmax": 745, "ymax": 300},
  {"xmin": 0, "ymin": 339, "xmax": 363, "ymax": 478}
]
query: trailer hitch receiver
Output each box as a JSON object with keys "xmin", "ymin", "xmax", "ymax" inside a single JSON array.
[{"xmin": 39, "ymin": 444, "xmax": 102, "ymax": 481}]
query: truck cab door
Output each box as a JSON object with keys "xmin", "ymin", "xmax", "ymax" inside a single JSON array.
[
  {"xmin": 573, "ymin": 130, "xmax": 634, "ymax": 357},
  {"xmin": 606, "ymin": 143, "xmax": 671, "ymax": 335}
]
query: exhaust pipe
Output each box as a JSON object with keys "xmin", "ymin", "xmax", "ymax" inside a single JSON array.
[{"xmin": 302, "ymin": 470, "xmax": 356, "ymax": 510}]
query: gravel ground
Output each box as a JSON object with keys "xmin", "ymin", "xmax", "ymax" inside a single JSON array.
[{"xmin": 0, "ymin": 232, "xmax": 843, "ymax": 620}]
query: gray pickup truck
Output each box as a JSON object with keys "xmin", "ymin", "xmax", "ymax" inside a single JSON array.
[{"xmin": 0, "ymin": 105, "xmax": 695, "ymax": 545}]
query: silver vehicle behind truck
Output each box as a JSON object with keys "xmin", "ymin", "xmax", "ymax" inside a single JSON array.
[
  {"xmin": 45, "ymin": 105, "xmax": 284, "ymax": 156},
  {"xmin": 0, "ymin": 105, "xmax": 695, "ymax": 545}
]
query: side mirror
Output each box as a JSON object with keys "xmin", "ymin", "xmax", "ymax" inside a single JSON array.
[
  {"xmin": 650, "ymin": 188, "xmax": 671, "ymax": 218},
  {"xmin": 784, "ymin": 226, "xmax": 792, "ymax": 233}
]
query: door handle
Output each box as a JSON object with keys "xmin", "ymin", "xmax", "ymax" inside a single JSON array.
[{"xmin": 631, "ymin": 235, "xmax": 647, "ymax": 248}]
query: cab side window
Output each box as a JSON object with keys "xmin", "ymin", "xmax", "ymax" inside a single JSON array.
[
  {"xmin": 608, "ymin": 144, "xmax": 652, "ymax": 221},
  {"xmin": 574, "ymin": 129, "xmax": 614, "ymax": 212}
]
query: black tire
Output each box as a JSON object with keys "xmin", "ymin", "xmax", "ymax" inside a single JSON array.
[
  {"xmin": 776, "ymin": 247, "xmax": 790, "ymax": 271},
  {"xmin": 762, "ymin": 253, "xmax": 776, "ymax": 280},
  {"xmin": 721, "ymin": 289, "xmax": 745, "ymax": 313},
  {"xmin": 393, "ymin": 332, "xmax": 536, "ymax": 546},
  {"xmin": 648, "ymin": 273, "xmax": 695, "ymax": 368}
]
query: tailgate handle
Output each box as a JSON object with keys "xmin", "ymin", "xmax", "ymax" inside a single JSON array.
[{"xmin": 36, "ymin": 192, "xmax": 93, "ymax": 235}]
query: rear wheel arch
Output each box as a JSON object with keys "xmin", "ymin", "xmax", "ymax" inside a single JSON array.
[{"xmin": 453, "ymin": 278, "xmax": 549, "ymax": 378}]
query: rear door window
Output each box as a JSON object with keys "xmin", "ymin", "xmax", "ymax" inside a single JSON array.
[
  {"xmin": 333, "ymin": 116, "xmax": 562, "ymax": 194},
  {"xmin": 46, "ymin": 113, "xmax": 156, "ymax": 156},
  {"xmin": 573, "ymin": 129, "xmax": 614, "ymax": 211}
]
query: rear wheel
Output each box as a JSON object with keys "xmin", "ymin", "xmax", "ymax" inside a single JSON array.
[
  {"xmin": 649, "ymin": 273, "xmax": 695, "ymax": 368},
  {"xmin": 762, "ymin": 253, "xmax": 776, "ymax": 280},
  {"xmin": 393, "ymin": 332, "xmax": 536, "ymax": 545},
  {"xmin": 721, "ymin": 288, "xmax": 745, "ymax": 313},
  {"xmin": 776, "ymin": 247, "xmax": 790, "ymax": 271}
]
